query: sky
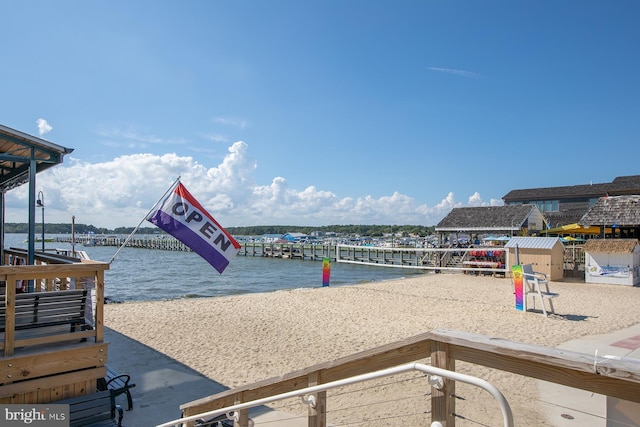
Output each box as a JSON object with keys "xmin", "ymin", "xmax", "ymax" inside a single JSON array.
[{"xmin": 1, "ymin": 1, "xmax": 638, "ymax": 229}]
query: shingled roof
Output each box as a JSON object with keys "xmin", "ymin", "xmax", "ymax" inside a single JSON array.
[
  {"xmin": 579, "ymin": 195, "xmax": 640, "ymax": 227},
  {"xmin": 435, "ymin": 205, "xmax": 539, "ymax": 232},
  {"xmin": 583, "ymin": 238, "xmax": 640, "ymax": 253},
  {"xmin": 503, "ymin": 175, "xmax": 640, "ymax": 202}
]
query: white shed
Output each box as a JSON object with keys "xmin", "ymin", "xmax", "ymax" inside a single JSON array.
[{"xmin": 583, "ymin": 239, "xmax": 640, "ymax": 286}]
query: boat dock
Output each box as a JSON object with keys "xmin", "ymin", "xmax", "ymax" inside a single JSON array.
[
  {"xmin": 242, "ymin": 242, "xmax": 436, "ymax": 269},
  {"xmin": 56, "ymin": 235, "xmax": 193, "ymax": 251},
  {"xmin": 53, "ymin": 235, "xmax": 512, "ymax": 273}
]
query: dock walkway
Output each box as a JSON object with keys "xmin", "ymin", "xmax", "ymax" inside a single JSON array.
[{"xmin": 54, "ymin": 235, "xmax": 511, "ymax": 274}]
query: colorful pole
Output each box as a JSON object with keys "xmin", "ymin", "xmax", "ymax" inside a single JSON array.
[
  {"xmin": 512, "ymin": 264, "xmax": 524, "ymax": 311},
  {"xmin": 322, "ymin": 257, "xmax": 331, "ymax": 287}
]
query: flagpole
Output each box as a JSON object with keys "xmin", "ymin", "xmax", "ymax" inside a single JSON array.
[{"xmin": 108, "ymin": 176, "xmax": 181, "ymax": 265}]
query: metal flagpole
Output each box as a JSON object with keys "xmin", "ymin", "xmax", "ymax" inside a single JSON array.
[{"xmin": 108, "ymin": 176, "xmax": 181, "ymax": 265}]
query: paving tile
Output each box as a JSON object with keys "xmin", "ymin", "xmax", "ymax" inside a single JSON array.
[{"xmin": 611, "ymin": 335, "xmax": 640, "ymax": 350}]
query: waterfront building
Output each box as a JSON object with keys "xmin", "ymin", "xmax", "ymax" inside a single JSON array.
[{"xmin": 502, "ymin": 175, "xmax": 640, "ymax": 229}]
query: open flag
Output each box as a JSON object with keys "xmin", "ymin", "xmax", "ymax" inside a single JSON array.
[{"xmin": 146, "ymin": 180, "xmax": 241, "ymax": 274}]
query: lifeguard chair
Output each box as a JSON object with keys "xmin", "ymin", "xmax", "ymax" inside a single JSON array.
[{"xmin": 522, "ymin": 264, "xmax": 559, "ymax": 317}]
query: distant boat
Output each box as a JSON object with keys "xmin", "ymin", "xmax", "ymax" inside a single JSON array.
[{"xmin": 53, "ymin": 248, "xmax": 90, "ymax": 260}]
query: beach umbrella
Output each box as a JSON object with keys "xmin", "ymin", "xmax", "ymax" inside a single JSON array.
[{"xmin": 561, "ymin": 236, "xmax": 586, "ymax": 243}]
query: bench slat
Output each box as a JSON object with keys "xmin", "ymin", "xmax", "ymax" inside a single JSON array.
[
  {"xmin": 0, "ymin": 290, "xmax": 88, "ymax": 333},
  {"xmin": 55, "ymin": 390, "xmax": 122, "ymax": 427}
]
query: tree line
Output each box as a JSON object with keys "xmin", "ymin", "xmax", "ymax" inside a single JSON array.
[
  {"xmin": 4, "ymin": 223, "xmax": 435, "ymax": 237},
  {"xmin": 225, "ymin": 224, "xmax": 435, "ymax": 237},
  {"xmin": 3, "ymin": 223, "xmax": 158, "ymax": 235}
]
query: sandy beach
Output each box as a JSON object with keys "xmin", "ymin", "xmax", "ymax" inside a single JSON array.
[{"xmin": 104, "ymin": 273, "xmax": 640, "ymax": 426}]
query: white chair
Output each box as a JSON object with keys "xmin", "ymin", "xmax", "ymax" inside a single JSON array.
[{"xmin": 522, "ymin": 264, "xmax": 559, "ymax": 317}]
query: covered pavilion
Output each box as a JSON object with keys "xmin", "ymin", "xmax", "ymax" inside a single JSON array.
[{"xmin": 0, "ymin": 123, "xmax": 74, "ymax": 265}]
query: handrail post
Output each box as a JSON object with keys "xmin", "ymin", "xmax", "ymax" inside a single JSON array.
[
  {"xmin": 307, "ymin": 372, "xmax": 326, "ymax": 427},
  {"xmin": 431, "ymin": 340, "xmax": 455, "ymax": 426},
  {"xmin": 234, "ymin": 393, "xmax": 249, "ymax": 427}
]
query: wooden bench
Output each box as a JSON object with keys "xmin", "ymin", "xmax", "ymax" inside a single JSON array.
[
  {"xmin": 56, "ymin": 389, "xmax": 123, "ymax": 427},
  {"xmin": 0, "ymin": 289, "xmax": 89, "ymax": 333},
  {"xmin": 97, "ymin": 366, "xmax": 136, "ymax": 411}
]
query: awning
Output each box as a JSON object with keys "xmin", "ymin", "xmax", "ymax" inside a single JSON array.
[
  {"xmin": 560, "ymin": 236, "xmax": 586, "ymax": 243},
  {"xmin": 0, "ymin": 124, "xmax": 74, "ymax": 192},
  {"xmin": 542, "ymin": 223, "xmax": 607, "ymax": 235},
  {"xmin": 483, "ymin": 235, "xmax": 510, "ymax": 242},
  {"xmin": 0, "ymin": 123, "xmax": 74, "ymax": 267}
]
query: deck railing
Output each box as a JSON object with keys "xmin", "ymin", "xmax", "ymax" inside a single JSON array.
[
  {"xmin": 0, "ymin": 248, "xmax": 109, "ymax": 357},
  {"xmin": 177, "ymin": 329, "xmax": 640, "ymax": 427},
  {"xmin": 161, "ymin": 361, "xmax": 515, "ymax": 427}
]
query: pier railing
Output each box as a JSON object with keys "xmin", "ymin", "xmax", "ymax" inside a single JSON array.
[
  {"xmin": 176, "ymin": 329, "xmax": 640, "ymax": 426},
  {"xmin": 55, "ymin": 235, "xmax": 583, "ymax": 276}
]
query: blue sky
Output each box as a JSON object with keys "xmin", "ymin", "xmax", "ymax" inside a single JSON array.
[{"xmin": 1, "ymin": 1, "xmax": 638, "ymax": 229}]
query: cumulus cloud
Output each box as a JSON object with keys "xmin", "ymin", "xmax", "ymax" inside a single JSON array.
[
  {"xmin": 4, "ymin": 141, "xmax": 492, "ymax": 228},
  {"xmin": 467, "ymin": 192, "xmax": 485, "ymax": 206},
  {"xmin": 36, "ymin": 118, "xmax": 52, "ymax": 136}
]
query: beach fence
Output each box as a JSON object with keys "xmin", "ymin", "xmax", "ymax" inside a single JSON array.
[{"xmin": 165, "ymin": 329, "xmax": 640, "ymax": 427}]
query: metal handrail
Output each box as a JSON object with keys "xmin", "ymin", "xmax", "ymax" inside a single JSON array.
[{"xmin": 156, "ymin": 362, "xmax": 514, "ymax": 427}]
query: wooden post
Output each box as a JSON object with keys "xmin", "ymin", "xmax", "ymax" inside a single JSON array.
[
  {"xmin": 94, "ymin": 268, "xmax": 105, "ymax": 343},
  {"xmin": 431, "ymin": 340, "xmax": 455, "ymax": 426},
  {"xmin": 234, "ymin": 393, "xmax": 249, "ymax": 427},
  {"xmin": 4, "ymin": 275, "xmax": 16, "ymax": 357},
  {"xmin": 307, "ymin": 372, "xmax": 326, "ymax": 427}
]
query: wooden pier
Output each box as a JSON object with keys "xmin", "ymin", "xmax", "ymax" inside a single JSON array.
[
  {"xmin": 53, "ymin": 236, "xmax": 510, "ymax": 274},
  {"xmin": 236, "ymin": 242, "xmax": 508, "ymax": 275},
  {"xmin": 55, "ymin": 235, "xmax": 192, "ymax": 251}
]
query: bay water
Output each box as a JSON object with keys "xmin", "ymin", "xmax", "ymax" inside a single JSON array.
[{"xmin": 5, "ymin": 234, "xmax": 426, "ymax": 302}]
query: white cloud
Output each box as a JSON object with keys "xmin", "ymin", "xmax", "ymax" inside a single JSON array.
[
  {"xmin": 467, "ymin": 192, "xmax": 485, "ymax": 206},
  {"xmin": 212, "ymin": 117, "xmax": 248, "ymax": 129},
  {"xmin": 427, "ymin": 67, "xmax": 480, "ymax": 78},
  {"xmin": 36, "ymin": 118, "xmax": 52, "ymax": 136},
  {"xmin": 199, "ymin": 132, "xmax": 229, "ymax": 143},
  {"xmin": 96, "ymin": 125, "xmax": 187, "ymax": 150},
  {"xmin": 4, "ymin": 142, "xmax": 492, "ymax": 228}
]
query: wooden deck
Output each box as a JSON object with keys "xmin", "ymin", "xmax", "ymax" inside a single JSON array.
[{"xmin": 0, "ymin": 249, "xmax": 110, "ymax": 404}]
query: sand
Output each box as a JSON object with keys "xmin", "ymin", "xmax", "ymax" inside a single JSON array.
[{"xmin": 104, "ymin": 273, "xmax": 640, "ymax": 426}]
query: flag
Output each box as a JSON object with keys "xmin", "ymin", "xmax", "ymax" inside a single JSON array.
[{"xmin": 146, "ymin": 181, "xmax": 241, "ymax": 274}]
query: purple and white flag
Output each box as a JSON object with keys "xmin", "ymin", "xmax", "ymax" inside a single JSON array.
[{"xmin": 146, "ymin": 181, "xmax": 241, "ymax": 274}]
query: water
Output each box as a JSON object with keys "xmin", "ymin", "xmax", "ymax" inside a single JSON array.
[{"xmin": 5, "ymin": 234, "xmax": 427, "ymax": 302}]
